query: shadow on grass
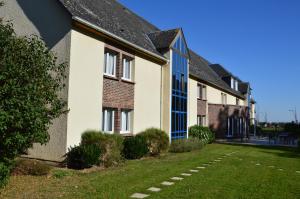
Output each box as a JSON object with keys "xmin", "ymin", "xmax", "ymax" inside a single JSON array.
[{"xmin": 217, "ymin": 143, "xmax": 300, "ymax": 159}]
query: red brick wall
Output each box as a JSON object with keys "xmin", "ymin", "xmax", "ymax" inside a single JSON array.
[
  {"xmin": 197, "ymin": 99, "xmax": 207, "ymax": 116},
  {"xmin": 208, "ymin": 103, "xmax": 249, "ymax": 138},
  {"xmin": 102, "ymin": 44, "xmax": 135, "ymax": 133}
]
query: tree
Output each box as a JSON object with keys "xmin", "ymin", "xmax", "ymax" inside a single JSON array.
[{"xmin": 0, "ymin": 3, "xmax": 67, "ymax": 187}]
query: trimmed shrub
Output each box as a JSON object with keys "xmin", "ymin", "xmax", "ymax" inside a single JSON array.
[
  {"xmin": 189, "ymin": 125, "xmax": 215, "ymax": 144},
  {"xmin": 0, "ymin": 162, "xmax": 10, "ymax": 188},
  {"xmin": 81, "ymin": 131, "xmax": 124, "ymax": 167},
  {"xmin": 138, "ymin": 128, "xmax": 169, "ymax": 156},
  {"xmin": 12, "ymin": 159, "xmax": 51, "ymax": 176},
  {"xmin": 169, "ymin": 138, "xmax": 204, "ymax": 153},
  {"xmin": 66, "ymin": 144, "xmax": 101, "ymax": 170},
  {"xmin": 123, "ymin": 136, "xmax": 149, "ymax": 159}
]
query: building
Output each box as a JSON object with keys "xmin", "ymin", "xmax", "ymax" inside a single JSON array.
[{"xmin": 0, "ymin": 0, "xmax": 255, "ymax": 161}]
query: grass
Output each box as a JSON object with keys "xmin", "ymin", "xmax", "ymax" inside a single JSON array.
[{"xmin": 1, "ymin": 143, "xmax": 299, "ymax": 199}]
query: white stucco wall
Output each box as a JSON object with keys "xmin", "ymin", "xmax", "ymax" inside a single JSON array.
[
  {"xmin": 133, "ymin": 56, "xmax": 162, "ymax": 134},
  {"xmin": 67, "ymin": 29, "xmax": 104, "ymax": 148},
  {"xmin": 188, "ymin": 78, "xmax": 198, "ymax": 126},
  {"xmin": 206, "ymin": 84, "xmax": 245, "ymax": 106}
]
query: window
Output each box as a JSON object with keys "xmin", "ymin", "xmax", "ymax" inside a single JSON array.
[
  {"xmin": 236, "ymin": 98, "xmax": 240, "ymax": 105},
  {"xmin": 231, "ymin": 78, "xmax": 234, "ymax": 89},
  {"xmin": 221, "ymin": 93, "xmax": 227, "ymax": 104},
  {"xmin": 235, "ymin": 80, "xmax": 239, "ymax": 91},
  {"xmin": 197, "ymin": 84, "xmax": 207, "ymax": 100},
  {"xmin": 104, "ymin": 52, "xmax": 117, "ymax": 76},
  {"xmin": 122, "ymin": 58, "xmax": 132, "ymax": 80},
  {"xmin": 102, "ymin": 109, "xmax": 115, "ymax": 132},
  {"xmin": 197, "ymin": 115, "xmax": 206, "ymax": 126},
  {"xmin": 121, "ymin": 110, "xmax": 131, "ymax": 133}
]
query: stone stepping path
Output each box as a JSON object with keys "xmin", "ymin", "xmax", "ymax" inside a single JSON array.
[
  {"xmin": 171, "ymin": 177, "xmax": 183, "ymax": 181},
  {"xmin": 161, "ymin": 181, "xmax": 174, "ymax": 186},
  {"xmin": 190, "ymin": 169, "xmax": 199, "ymax": 173},
  {"xmin": 181, "ymin": 173, "xmax": 192, "ymax": 176},
  {"xmin": 130, "ymin": 151, "xmax": 239, "ymax": 198},
  {"xmin": 131, "ymin": 193, "xmax": 149, "ymax": 198},
  {"xmin": 256, "ymin": 163, "xmax": 261, "ymax": 166},
  {"xmin": 147, "ymin": 187, "xmax": 161, "ymax": 192}
]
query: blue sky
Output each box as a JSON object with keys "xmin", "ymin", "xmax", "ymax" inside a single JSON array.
[{"xmin": 119, "ymin": 0, "xmax": 300, "ymax": 122}]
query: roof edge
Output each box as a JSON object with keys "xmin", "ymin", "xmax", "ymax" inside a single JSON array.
[
  {"xmin": 72, "ymin": 16, "xmax": 168, "ymax": 63},
  {"xmin": 189, "ymin": 74, "xmax": 246, "ymax": 99}
]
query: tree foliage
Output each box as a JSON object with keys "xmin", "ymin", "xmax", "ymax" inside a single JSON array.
[{"xmin": 0, "ymin": 12, "xmax": 66, "ymax": 186}]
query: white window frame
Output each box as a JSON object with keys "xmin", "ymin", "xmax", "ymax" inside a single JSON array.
[
  {"xmin": 104, "ymin": 52, "xmax": 117, "ymax": 77},
  {"xmin": 197, "ymin": 115, "xmax": 206, "ymax": 126},
  {"xmin": 120, "ymin": 110, "xmax": 131, "ymax": 134},
  {"xmin": 236, "ymin": 98, "xmax": 240, "ymax": 106},
  {"xmin": 197, "ymin": 84, "xmax": 207, "ymax": 100},
  {"xmin": 102, "ymin": 109, "xmax": 115, "ymax": 133},
  {"xmin": 222, "ymin": 93, "xmax": 227, "ymax": 105},
  {"xmin": 122, "ymin": 58, "xmax": 132, "ymax": 81}
]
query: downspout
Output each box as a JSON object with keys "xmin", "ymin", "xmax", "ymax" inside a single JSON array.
[{"xmin": 160, "ymin": 65, "xmax": 162, "ymax": 130}]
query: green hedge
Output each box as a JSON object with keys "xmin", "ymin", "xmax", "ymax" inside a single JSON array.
[
  {"xmin": 169, "ymin": 138, "xmax": 204, "ymax": 153},
  {"xmin": 122, "ymin": 136, "xmax": 148, "ymax": 159},
  {"xmin": 189, "ymin": 125, "xmax": 215, "ymax": 144},
  {"xmin": 66, "ymin": 144, "xmax": 101, "ymax": 170},
  {"xmin": 81, "ymin": 131, "xmax": 124, "ymax": 167},
  {"xmin": 138, "ymin": 128, "xmax": 169, "ymax": 156}
]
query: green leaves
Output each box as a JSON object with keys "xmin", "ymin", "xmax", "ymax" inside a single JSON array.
[{"xmin": 0, "ymin": 18, "xmax": 67, "ymax": 186}]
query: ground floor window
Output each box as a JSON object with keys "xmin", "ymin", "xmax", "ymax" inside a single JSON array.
[
  {"xmin": 102, "ymin": 108, "xmax": 115, "ymax": 133},
  {"xmin": 227, "ymin": 117, "xmax": 246, "ymax": 137},
  {"xmin": 121, "ymin": 110, "xmax": 131, "ymax": 133},
  {"xmin": 197, "ymin": 115, "xmax": 206, "ymax": 126}
]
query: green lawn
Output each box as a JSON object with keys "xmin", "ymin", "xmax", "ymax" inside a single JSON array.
[{"xmin": 1, "ymin": 143, "xmax": 299, "ymax": 199}]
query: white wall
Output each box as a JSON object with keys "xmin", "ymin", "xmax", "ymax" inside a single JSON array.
[
  {"xmin": 206, "ymin": 84, "xmax": 245, "ymax": 106},
  {"xmin": 67, "ymin": 29, "xmax": 104, "ymax": 148},
  {"xmin": 133, "ymin": 56, "xmax": 162, "ymax": 134},
  {"xmin": 188, "ymin": 78, "xmax": 198, "ymax": 126}
]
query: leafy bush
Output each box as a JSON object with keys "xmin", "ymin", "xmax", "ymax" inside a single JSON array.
[
  {"xmin": 123, "ymin": 136, "xmax": 148, "ymax": 159},
  {"xmin": 0, "ymin": 5, "xmax": 66, "ymax": 187},
  {"xmin": 0, "ymin": 162, "xmax": 10, "ymax": 188},
  {"xmin": 169, "ymin": 138, "xmax": 204, "ymax": 153},
  {"xmin": 66, "ymin": 144, "xmax": 101, "ymax": 170},
  {"xmin": 189, "ymin": 125, "xmax": 215, "ymax": 144},
  {"xmin": 12, "ymin": 159, "xmax": 51, "ymax": 176},
  {"xmin": 138, "ymin": 128, "xmax": 169, "ymax": 156},
  {"xmin": 81, "ymin": 131, "xmax": 124, "ymax": 167}
]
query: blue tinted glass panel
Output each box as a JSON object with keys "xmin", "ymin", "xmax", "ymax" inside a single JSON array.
[{"xmin": 171, "ymin": 49, "xmax": 188, "ymax": 140}]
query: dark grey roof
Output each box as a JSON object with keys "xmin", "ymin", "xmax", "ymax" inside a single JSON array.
[
  {"xmin": 210, "ymin": 64, "xmax": 232, "ymax": 78},
  {"xmin": 147, "ymin": 29, "xmax": 180, "ymax": 50},
  {"xmin": 59, "ymin": 0, "xmax": 246, "ymax": 98},
  {"xmin": 189, "ymin": 50, "xmax": 245, "ymax": 98},
  {"xmin": 59, "ymin": 0, "xmax": 161, "ymax": 56}
]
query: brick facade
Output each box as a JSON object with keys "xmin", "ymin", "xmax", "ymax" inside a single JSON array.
[
  {"xmin": 197, "ymin": 99, "xmax": 207, "ymax": 116},
  {"xmin": 208, "ymin": 103, "xmax": 249, "ymax": 138},
  {"xmin": 102, "ymin": 44, "xmax": 135, "ymax": 133}
]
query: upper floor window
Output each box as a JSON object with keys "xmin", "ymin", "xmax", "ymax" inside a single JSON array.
[
  {"xmin": 102, "ymin": 108, "xmax": 115, "ymax": 133},
  {"xmin": 236, "ymin": 98, "xmax": 240, "ymax": 105},
  {"xmin": 122, "ymin": 58, "xmax": 132, "ymax": 81},
  {"xmin": 104, "ymin": 52, "xmax": 117, "ymax": 77},
  {"xmin": 197, "ymin": 84, "xmax": 207, "ymax": 100},
  {"xmin": 221, "ymin": 93, "xmax": 227, "ymax": 104},
  {"xmin": 121, "ymin": 110, "xmax": 131, "ymax": 133}
]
